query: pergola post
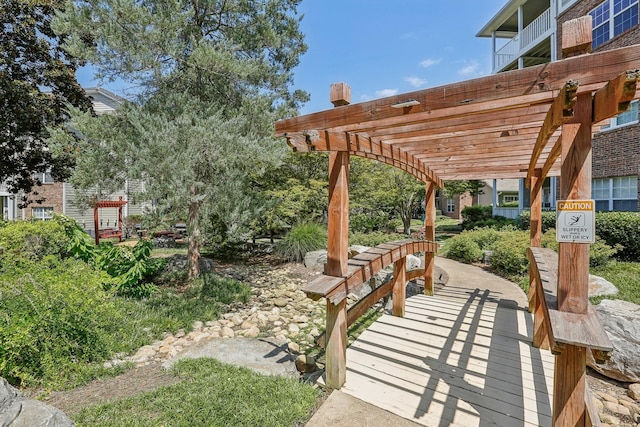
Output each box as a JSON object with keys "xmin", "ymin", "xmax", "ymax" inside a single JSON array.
[
  {"xmin": 553, "ymin": 18, "xmax": 593, "ymax": 426},
  {"xmin": 423, "ymin": 181, "xmax": 436, "ymax": 295},
  {"xmin": 325, "ymin": 83, "xmax": 351, "ymax": 389},
  {"xmin": 392, "ymin": 257, "xmax": 406, "ymax": 316},
  {"xmin": 528, "ymin": 168, "xmax": 543, "ymax": 314}
]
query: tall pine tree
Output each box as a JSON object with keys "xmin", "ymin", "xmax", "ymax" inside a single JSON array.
[{"xmin": 53, "ymin": 0, "xmax": 307, "ymax": 277}]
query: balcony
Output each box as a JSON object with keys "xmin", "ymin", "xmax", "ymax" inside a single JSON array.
[{"xmin": 493, "ymin": 7, "xmax": 553, "ymax": 73}]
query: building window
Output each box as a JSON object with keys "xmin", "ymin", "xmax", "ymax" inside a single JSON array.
[
  {"xmin": 503, "ymin": 195, "xmax": 518, "ymax": 203},
  {"xmin": 592, "ymin": 176, "xmax": 638, "ymax": 211},
  {"xmin": 446, "ymin": 199, "xmax": 455, "ymax": 213},
  {"xmin": 600, "ymin": 100, "xmax": 639, "ymax": 130},
  {"xmin": 32, "ymin": 207, "xmax": 54, "ymax": 220},
  {"xmin": 590, "ymin": 0, "xmax": 639, "ymax": 49},
  {"xmin": 33, "ymin": 170, "xmax": 54, "ymax": 184}
]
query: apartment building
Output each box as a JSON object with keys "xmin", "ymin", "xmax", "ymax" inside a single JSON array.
[
  {"xmin": 478, "ymin": 0, "xmax": 639, "ymax": 212},
  {"xmin": 2, "ymin": 87, "xmax": 148, "ymax": 233}
]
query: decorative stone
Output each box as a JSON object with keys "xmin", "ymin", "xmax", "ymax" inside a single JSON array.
[
  {"xmin": 274, "ymin": 298, "xmax": 289, "ymax": 308},
  {"xmin": 295, "ymin": 354, "xmax": 317, "ymax": 373},
  {"xmin": 595, "ymin": 390, "xmax": 619, "ymax": 403},
  {"xmin": 589, "ymin": 275, "xmax": 619, "ymax": 298},
  {"xmin": 244, "ymin": 325, "xmax": 260, "ymax": 339},
  {"xmin": 604, "ymin": 401, "xmax": 631, "ymax": 417},
  {"xmin": 629, "ymin": 383, "xmax": 640, "ymax": 401},
  {"xmin": 221, "ymin": 326, "xmax": 235, "ymax": 338},
  {"xmin": 0, "ymin": 377, "xmax": 74, "ymax": 427},
  {"xmin": 588, "ymin": 300, "xmax": 640, "ymax": 382},
  {"xmin": 287, "ymin": 342, "xmax": 300, "ymax": 354},
  {"xmin": 304, "ymin": 250, "xmax": 327, "ymax": 269}
]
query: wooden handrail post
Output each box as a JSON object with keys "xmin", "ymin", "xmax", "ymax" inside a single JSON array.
[
  {"xmin": 423, "ymin": 181, "xmax": 436, "ymax": 295},
  {"xmin": 392, "ymin": 257, "xmax": 407, "ymax": 316},
  {"xmin": 553, "ymin": 19, "xmax": 593, "ymax": 426},
  {"xmin": 528, "ymin": 168, "xmax": 543, "ymax": 313},
  {"xmin": 325, "ymin": 299, "xmax": 347, "ymax": 389}
]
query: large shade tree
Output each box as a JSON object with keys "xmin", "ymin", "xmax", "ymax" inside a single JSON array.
[
  {"xmin": 53, "ymin": 0, "xmax": 308, "ymax": 278},
  {"xmin": 0, "ymin": 0, "xmax": 91, "ymax": 202}
]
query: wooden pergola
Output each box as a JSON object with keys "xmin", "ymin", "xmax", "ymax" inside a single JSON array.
[
  {"xmin": 92, "ymin": 195, "xmax": 128, "ymax": 245},
  {"xmin": 276, "ymin": 18, "xmax": 640, "ymax": 426}
]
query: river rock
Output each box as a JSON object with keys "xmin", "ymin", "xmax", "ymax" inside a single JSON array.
[
  {"xmin": 587, "ymin": 300, "xmax": 640, "ymax": 382},
  {"xmin": 589, "ymin": 275, "xmax": 619, "ymax": 298},
  {"xmin": 0, "ymin": 377, "xmax": 74, "ymax": 427},
  {"xmin": 304, "ymin": 250, "xmax": 327, "ymax": 269},
  {"xmin": 629, "ymin": 383, "xmax": 640, "ymax": 400}
]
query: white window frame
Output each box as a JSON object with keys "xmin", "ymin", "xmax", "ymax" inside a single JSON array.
[
  {"xmin": 600, "ymin": 100, "xmax": 639, "ymax": 131},
  {"xmin": 446, "ymin": 199, "xmax": 455, "ymax": 213},
  {"xmin": 592, "ymin": 176, "xmax": 638, "ymax": 211},
  {"xmin": 32, "ymin": 207, "xmax": 54, "ymax": 221},
  {"xmin": 559, "ymin": 0, "xmax": 578, "ymax": 14},
  {"xmin": 33, "ymin": 170, "xmax": 54, "ymax": 184},
  {"xmin": 590, "ymin": 0, "xmax": 640, "ymax": 49},
  {"xmin": 503, "ymin": 195, "xmax": 519, "ymax": 203}
]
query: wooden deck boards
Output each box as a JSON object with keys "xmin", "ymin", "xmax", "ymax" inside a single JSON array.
[{"xmin": 340, "ymin": 285, "xmax": 555, "ymax": 427}]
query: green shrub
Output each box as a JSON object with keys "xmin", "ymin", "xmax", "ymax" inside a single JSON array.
[
  {"xmin": 350, "ymin": 211, "xmax": 390, "ymax": 233},
  {"xmin": 0, "ymin": 218, "xmax": 71, "ymax": 263},
  {"xmin": 465, "ymin": 227, "xmax": 503, "ymax": 250},
  {"xmin": 517, "ymin": 210, "xmax": 557, "ymax": 232},
  {"xmin": 275, "ymin": 222, "xmax": 326, "ymax": 262},
  {"xmin": 441, "ymin": 232, "xmax": 483, "ymax": 263},
  {"xmin": 489, "ymin": 231, "xmax": 530, "ymax": 277},
  {"xmin": 349, "ymin": 231, "xmax": 407, "ymax": 247},
  {"xmin": 589, "ymin": 237, "xmax": 620, "ymax": 267},
  {"xmin": 595, "ymin": 211, "xmax": 640, "ymax": 261},
  {"xmin": 461, "ymin": 205, "xmax": 492, "ymax": 224},
  {"xmin": 0, "ymin": 256, "xmax": 121, "ymax": 388}
]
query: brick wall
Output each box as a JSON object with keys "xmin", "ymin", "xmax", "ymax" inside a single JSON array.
[
  {"xmin": 557, "ymin": 0, "xmax": 640, "ymax": 58},
  {"xmin": 557, "ymin": 0, "xmax": 640, "ymax": 210},
  {"xmin": 23, "ymin": 182, "xmax": 64, "ymax": 219}
]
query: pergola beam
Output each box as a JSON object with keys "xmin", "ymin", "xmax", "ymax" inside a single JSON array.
[
  {"xmin": 527, "ymin": 81, "xmax": 578, "ymax": 186},
  {"xmin": 592, "ymin": 69, "xmax": 640, "ymax": 123},
  {"xmin": 276, "ymin": 44, "xmax": 640, "ymax": 135}
]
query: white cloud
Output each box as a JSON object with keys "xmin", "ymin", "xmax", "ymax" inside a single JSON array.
[
  {"xmin": 458, "ymin": 60, "xmax": 479, "ymax": 76},
  {"xmin": 420, "ymin": 58, "xmax": 442, "ymax": 68},
  {"xmin": 375, "ymin": 88, "xmax": 398, "ymax": 97},
  {"xmin": 405, "ymin": 76, "xmax": 427, "ymax": 87}
]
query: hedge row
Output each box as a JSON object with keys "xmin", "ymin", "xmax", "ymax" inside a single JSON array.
[{"xmin": 517, "ymin": 210, "xmax": 640, "ymax": 261}]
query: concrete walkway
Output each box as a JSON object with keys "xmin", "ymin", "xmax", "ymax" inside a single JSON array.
[{"xmin": 305, "ymin": 257, "xmax": 555, "ymax": 427}]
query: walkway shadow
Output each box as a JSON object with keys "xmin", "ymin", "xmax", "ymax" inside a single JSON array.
[{"xmin": 342, "ymin": 285, "xmax": 553, "ymax": 426}]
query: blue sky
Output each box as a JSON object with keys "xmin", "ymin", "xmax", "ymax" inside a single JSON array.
[{"xmin": 77, "ymin": 0, "xmax": 506, "ymax": 115}]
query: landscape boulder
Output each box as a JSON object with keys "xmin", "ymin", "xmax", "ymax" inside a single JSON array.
[
  {"xmin": 587, "ymin": 299, "xmax": 640, "ymax": 383},
  {"xmin": 589, "ymin": 275, "xmax": 619, "ymax": 298},
  {"xmin": 0, "ymin": 377, "xmax": 74, "ymax": 427},
  {"xmin": 162, "ymin": 254, "xmax": 214, "ymax": 274}
]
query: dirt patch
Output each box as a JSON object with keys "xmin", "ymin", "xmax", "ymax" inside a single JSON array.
[{"xmin": 39, "ymin": 362, "xmax": 178, "ymax": 416}]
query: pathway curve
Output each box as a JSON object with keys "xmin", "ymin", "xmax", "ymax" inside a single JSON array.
[{"xmin": 306, "ymin": 257, "xmax": 555, "ymax": 427}]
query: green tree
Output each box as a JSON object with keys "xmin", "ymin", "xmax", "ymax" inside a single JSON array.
[
  {"xmin": 351, "ymin": 159, "xmax": 424, "ymax": 235},
  {"xmin": 0, "ymin": 0, "xmax": 92, "ymax": 201},
  {"xmin": 441, "ymin": 180, "xmax": 485, "ymax": 199},
  {"xmin": 53, "ymin": 0, "xmax": 307, "ymax": 278}
]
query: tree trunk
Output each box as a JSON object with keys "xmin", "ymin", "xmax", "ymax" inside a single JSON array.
[{"xmin": 187, "ymin": 185, "xmax": 201, "ymax": 280}]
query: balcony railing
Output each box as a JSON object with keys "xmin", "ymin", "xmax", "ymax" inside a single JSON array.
[{"xmin": 493, "ymin": 7, "xmax": 553, "ymax": 73}]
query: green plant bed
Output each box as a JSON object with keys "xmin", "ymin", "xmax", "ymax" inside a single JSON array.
[{"xmin": 73, "ymin": 358, "xmax": 320, "ymax": 427}]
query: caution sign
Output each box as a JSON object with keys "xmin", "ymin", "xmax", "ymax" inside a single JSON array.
[{"xmin": 556, "ymin": 200, "xmax": 595, "ymax": 243}]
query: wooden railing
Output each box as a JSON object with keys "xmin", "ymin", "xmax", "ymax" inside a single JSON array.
[
  {"xmin": 302, "ymin": 239, "xmax": 439, "ymax": 388},
  {"xmin": 493, "ymin": 7, "xmax": 553, "ymax": 73},
  {"xmin": 527, "ymin": 247, "xmax": 612, "ymax": 426}
]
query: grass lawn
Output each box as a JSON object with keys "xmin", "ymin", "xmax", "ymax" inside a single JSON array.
[
  {"xmin": 590, "ymin": 261, "xmax": 640, "ymax": 305},
  {"xmin": 72, "ymin": 358, "xmax": 320, "ymax": 427}
]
